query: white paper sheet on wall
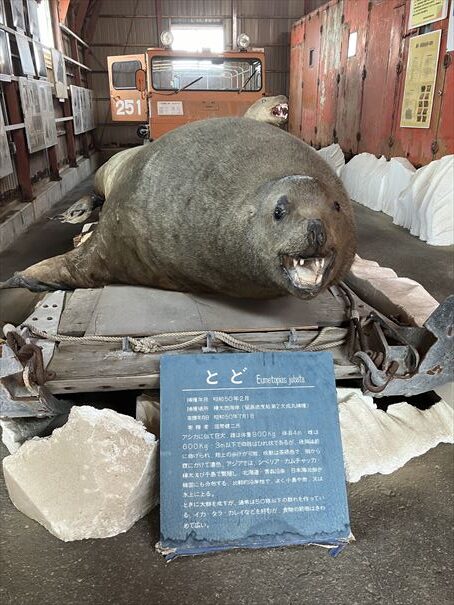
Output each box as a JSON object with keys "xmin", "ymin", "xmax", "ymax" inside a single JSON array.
[
  {"xmin": 19, "ymin": 78, "xmax": 57, "ymax": 153},
  {"xmin": 51, "ymin": 49, "xmax": 68, "ymax": 99},
  {"xmin": 70, "ymin": 85, "xmax": 96, "ymax": 134},
  {"xmin": 0, "ymin": 104, "xmax": 13, "ymax": 179}
]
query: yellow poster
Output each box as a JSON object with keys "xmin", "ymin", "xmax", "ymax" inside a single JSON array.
[
  {"xmin": 400, "ymin": 30, "xmax": 441, "ymax": 129},
  {"xmin": 409, "ymin": 0, "xmax": 448, "ymax": 29}
]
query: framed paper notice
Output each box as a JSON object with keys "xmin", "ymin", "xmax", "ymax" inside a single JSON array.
[
  {"xmin": 408, "ymin": 0, "xmax": 448, "ymax": 29},
  {"xmin": 400, "ymin": 30, "xmax": 441, "ymax": 129}
]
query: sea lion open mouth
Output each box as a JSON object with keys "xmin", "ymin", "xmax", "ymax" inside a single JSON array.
[
  {"xmin": 281, "ymin": 253, "xmax": 334, "ymax": 294},
  {"xmin": 272, "ymin": 103, "xmax": 289, "ymax": 118}
]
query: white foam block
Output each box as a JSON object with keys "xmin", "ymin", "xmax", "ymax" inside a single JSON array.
[
  {"xmin": 3, "ymin": 406, "xmax": 158, "ymax": 541},
  {"xmin": 381, "ymin": 157, "xmax": 415, "ymax": 217},
  {"xmin": 338, "ymin": 389, "xmax": 454, "ymax": 483},
  {"xmin": 317, "ymin": 143, "xmax": 345, "ymax": 176},
  {"xmin": 341, "ymin": 153, "xmax": 384, "ymax": 210},
  {"xmin": 415, "ymin": 155, "xmax": 454, "ymax": 246}
]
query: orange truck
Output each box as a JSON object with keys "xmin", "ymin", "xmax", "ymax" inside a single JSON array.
[{"xmin": 107, "ymin": 33, "xmax": 266, "ymax": 141}]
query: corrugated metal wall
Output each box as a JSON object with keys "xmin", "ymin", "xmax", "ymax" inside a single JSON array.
[{"xmin": 87, "ymin": 0, "xmax": 322, "ymax": 148}]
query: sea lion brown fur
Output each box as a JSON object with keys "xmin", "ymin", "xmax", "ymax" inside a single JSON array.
[
  {"xmin": 57, "ymin": 97, "xmax": 290, "ymax": 224},
  {"xmin": 2, "ymin": 118, "xmax": 356, "ymax": 299}
]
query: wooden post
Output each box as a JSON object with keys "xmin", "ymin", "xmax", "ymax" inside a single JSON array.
[
  {"xmin": 50, "ymin": 0, "xmax": 78, "ymax": 167},
  {"xmin": 4, "ymin": 81, "xmax": 34, "ymax": 202},
  {"xmin": 47, "ymin": 146, "xmax": 61, "ymax": 180}
]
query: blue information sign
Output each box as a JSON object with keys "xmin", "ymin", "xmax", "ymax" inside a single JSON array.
[{"xmin": 158, "ymin": 351, "xmax": 350, "ymax": 559}]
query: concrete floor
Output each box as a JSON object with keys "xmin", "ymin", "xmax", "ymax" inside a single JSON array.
[{"xmin": 0, "ymin": 182, "xmax": 453, "ymax": 605}]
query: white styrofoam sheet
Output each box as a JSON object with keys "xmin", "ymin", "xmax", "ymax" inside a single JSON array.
[
  {"xmin": 341, "ymin": 153, "xmax": 454, "ymax": 246},
  {"xmin": 338, "ymin": 389, "xmax": 453, "ymax": 483}
]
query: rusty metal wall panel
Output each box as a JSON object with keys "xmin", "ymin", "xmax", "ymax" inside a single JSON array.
[
  {"xmin": 358, "ymin": 0, "xmax": 405, "ymax": 157},
  {"xmin": 392, "ymin": 20, "xmax": 451, "ymax": 166},
  {"xmin": 290, "ymin": 0, "xmax": 453, "ymax": 166},
  {"xmin": 335, "ymin": 0, "xmax": 370, "ymax": 156},
  {"xmin": 316, "ymin": 0, "xmax": 343, "ymax": 147},
  {"xmin": 300, "ymin": 11, "xmax": 321, "ymax": 145},
  {"xmin": 289, "ymin": 18, "xmax": 305, "ymax": 136},
  {"xmin": 435, "ymin": 42, "xmax": 454, "ymax": 159}
]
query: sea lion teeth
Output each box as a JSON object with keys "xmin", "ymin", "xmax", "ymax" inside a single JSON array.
[
  {"xmin": 299, "ymin": 258, "xmax": 305, "ymax": 266},
  {"xmin": 244, "ymin": 95, "xmax": 289, "ymax": 127}
]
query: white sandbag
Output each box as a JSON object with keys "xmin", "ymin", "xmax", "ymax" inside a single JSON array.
[
  {"xmin": 341, "ymin": 153, "xmax": 379, "ymax": 207},
  {"xmin": 381, "ymin": 157, "xmax": 416, "ymax": 217},
  {"xmin": 416, "ymin": 155, "xmax": 454, "ymax": 246},
  {"xmin": 393, "ymin": 163, "xmax": 433, "ymax": 230},
  {"xmin": 394, "ymin": 155, "xmax": 454, "ymax": 245},
  {"xmin": 317, "ymin": 143, "xmax": 345, "ymax": 176},
  {"xmin": 338, "ymin": 389, "xmax": 454, "ymax": 483}
]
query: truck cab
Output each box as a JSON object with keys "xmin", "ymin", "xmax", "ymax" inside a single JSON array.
[{"xmin": 107, "ymin": 34, "xmax": 266, "ymax": 141}]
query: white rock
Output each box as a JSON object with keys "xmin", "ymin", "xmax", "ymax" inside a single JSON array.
[
  {"xmin": 3, "ymin": 406, "xmax": 158, "ymax": 541},
  {"xmin": 317, "ymin": 143, "xmax": 345, "ymax": 176},
  {"xmin": 338, "ymin": 388, "xmax": 454, "ymax": 483}
]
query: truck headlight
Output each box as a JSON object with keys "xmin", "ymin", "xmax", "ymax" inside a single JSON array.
[
  {"xmin": 160, "ymin": 31, "xmax": 174, "ymax": 48},
  {"xmin": 237, "ymin": 33, "xmax": 251, "ymax": 50}
]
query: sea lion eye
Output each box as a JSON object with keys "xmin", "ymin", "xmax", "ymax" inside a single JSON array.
[
  {"xmin": 333, "ymin": 201, "xmax": 341, "ymax": 212},
  {"xmin": 274, "ymin": 196, "xmax": 288, "ymax": 221}
]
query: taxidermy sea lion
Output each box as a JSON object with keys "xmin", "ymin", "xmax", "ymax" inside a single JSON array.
[{"xmin": 1, "ymin": 118, "xmax": 356, "ymax": 299}]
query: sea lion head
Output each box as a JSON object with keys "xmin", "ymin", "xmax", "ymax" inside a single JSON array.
[
  {"xmin": 249, "ymin": 175, "xmax": 356, "ymax": 299},
  {"xmin": 244, "ymin": 95, "xmax": 289, "ymax": 127}
]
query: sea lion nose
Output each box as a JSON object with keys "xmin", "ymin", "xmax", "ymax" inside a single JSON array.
[{"xmin": 306, "ymin": 219, "xmax": 326, "ymax": 248}]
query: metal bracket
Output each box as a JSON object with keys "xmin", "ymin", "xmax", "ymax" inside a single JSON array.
[
  {"xmin": 285, "ymin": 328, "xmax": 300, "ymax": 349},
  {"xmin": 202, "ymin": 332, "xmax": 217, "ymax": 353},
  {"xmin": 356, "ymin": 295, "xmax": 454, "ymax": 397}
]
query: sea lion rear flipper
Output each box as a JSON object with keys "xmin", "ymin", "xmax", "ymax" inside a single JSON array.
[{"xmin": 0, "ymin": 245, "xmax": 105, "ymax": 292}]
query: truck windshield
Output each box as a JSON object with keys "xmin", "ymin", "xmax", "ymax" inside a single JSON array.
[{"xmin": 151, "ymin": 56, "xmax": 262, "ymax": 92}]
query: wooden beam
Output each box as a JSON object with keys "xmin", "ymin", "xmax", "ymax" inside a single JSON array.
[
  {"xmin": 49, "ymin": 0, "xmax": 64, "ymax": 52},
  {"xmin": 3, "ymin": 81, "xmax": 34, "ymax": 202},
  {"xmin": 47, "ymin": 146, "xmax": 61, "ymax": 181},
  {"xmin": 63, "ymin": 100, "xmax": 78, "ymax": 168},
  {"xmin": 69, "ymin": 12, "xmax": 90, "ymax": 159},
  {"xmin": 155, "ymin": 0, "xmax": 162, "ymax": 38},
  {"xmin": 82, "ymin": 0, "xmax": 102, "ymax": 44},
  {"xmin": 58, "ymin": 0, "xmax": 71, "ymax": 22},
  {"xmin": 74, "ymin": 0, "xmax": 90, "ymax": 35}
]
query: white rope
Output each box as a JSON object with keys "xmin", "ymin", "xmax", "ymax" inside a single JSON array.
[{"xmin": 22, "ymin": 324, "xmax": 347, "ymax": 354}]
